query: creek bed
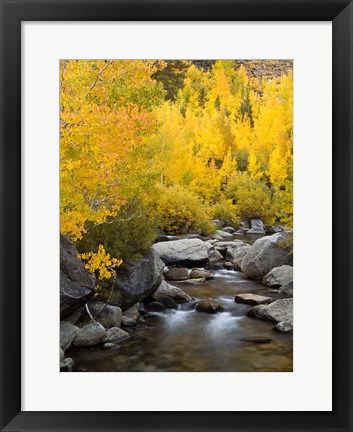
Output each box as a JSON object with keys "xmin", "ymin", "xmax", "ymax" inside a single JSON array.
[{"xmin": 68, "ymin": 269, "xmax": 293, "ymax": 372}]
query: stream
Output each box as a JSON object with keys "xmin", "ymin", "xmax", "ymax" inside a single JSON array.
[{"xmin": 69, "ymin": 269, "xmax": 293, "ymax": 372}]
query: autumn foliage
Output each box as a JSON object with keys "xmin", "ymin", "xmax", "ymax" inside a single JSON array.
[{"xmin": 60, "ymin": 60, "xmax": 293, "ymax": 272}]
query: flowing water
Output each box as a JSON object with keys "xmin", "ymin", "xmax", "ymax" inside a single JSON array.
[{"xmin": 69, "ymin": 270, "xmax": 293, "ymax": 372}]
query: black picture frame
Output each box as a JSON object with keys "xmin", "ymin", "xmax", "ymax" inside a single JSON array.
[{"xmin": 0, "ymin": 0, "xmax": 352, "ymax": 431}]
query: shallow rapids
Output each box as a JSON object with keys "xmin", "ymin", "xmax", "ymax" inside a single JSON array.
[{"xmin": 69, "ymin": 270, "xmax": 293, "ymax": 372}]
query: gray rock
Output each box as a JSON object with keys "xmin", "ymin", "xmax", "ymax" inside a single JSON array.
[
  {"xmin": 122, "ymin": 306, "xmax": 140, "ymax": 326},
  {"xmin": 209, "ymin": 233, "xmax": 224, "ymax": 240},
  {"xmin": 155, "ymin": 235, "xmax": 179, "ymax": 243},
  {"xmin": 210, "ymin": 219, "xmax": 225, "ymax": 227},
  {"xmin": 214, "ymin": 240, "xmax": 244, "ymax": 254},
  {"xmin": 134, "ymin": 302, "xmax": 146, "ymax": 313},
  {"xmin": 179, "ymin": 278, "xmax": 206, "ymax": 284},
  {"xmin": 215, "ymin": 229, "xmax": 234, "ymax": 239},
  {"xmin": 241, "ymin": 232, "xmax": 292, "ymax": 280},
  {"xmin": 60, "ymin": 348, "xmax": 65, "ymax": 362},
  {"xmin": 207, "ymin": 262, "xmax": 224, "ymax": 270},
  {"xmin": 103, "ymin": 343, "xmax": 120, "ymax": 349},
  {"xmin": 113, "ymin": 249, "xmax": 164, "ymax": 309},
  {"xmin": 153, "ymin": 280, "xmax": 192, "ymax": 303},
  {"xmin": 247, "ymin": 218, "xmax": 266, "ymax": 234},
  {"xmin": 278, "ymin": 282, "xmax": 293, "ymax": 299},
  {"xmin": 248, "ymin": 298, "xmax": 293, "ymax": 323},
  {"xmin": 87, "ymin": 302, "xmax": 122, "ymax": 329},
  {"xmin": 183, "ymin": 233, "xmax": 204, "ymax": 240},
  {"xmin": 273, "ymin": 320, "xmax": 293, "ymax": 333},
  {"xmin": 145, "ymin": 301, "xmax": 166, "ymax": 312},
  {"xmin": 101, "ymin": 327, "xmax": 130, "ymax": 343},
  {"xmin": 189, "ymin": 268, "xmax": 214, "ymax": 280},
  {"xmin": 60, "ymin": 357, "xmax": 74, "ymax": 372},
  {"xmin": 60, "ymin": 235, "xmax": 96, "ymax": 319},
  {"xmin": 267, "ymin": 225, "xmax": 284, "ymax": 234},
  {"xmin": 263, "ymin": 265, "xmax": 293, "ymax": 287},
  {"xmin": 123, "ymin": 305, "xmax": 140, "ymax": 320},
  {"xmin": 234, "ymin": 228, "xmax": 248, "ymax": 235},
  {"xmin": 240, "ymin": 220, "xmax": 250, "ymax": 229},
  {"xmin": 223, "ymin": 227, "xmax": 236, "ymax": 234},
  {"xmin": 72, "ymin": 322, "xmax": 106, "ymax": 347},
  {"xmin": 248, "ymin": 304, "xmax": 269, "ymax": 320},
  {"xmin": 65, "ymin": 309, "xmax": 82, "ymax": 325},
  {"xmin": 195, "ymin": 298, "xmax": 223, "ymax": 313},
  {"xmin": 207, "ymin": 245, "xmax": 224, "ymax": 263},
  {"xmin": 157, "ymin": 296, "xmax": 177, "ymax": 309},
  {"xmin": 224, "ymin": 262, "xmax": 234, "ymax": 270},
  {"xmin": 164, "ymin": 267, "xmax": 190, "ymax": 281},
  {"xmin": 234, "ymin": 293, "xmax": 273, "ymax": 306},
  {"xmin": 60, "ymin": 321, "xmax": 79, "ymax": 351},
  {"xmin": 225, "ymin": 242, "xmax": 251, "ymax": 269},
  {"xmin": 152, "ymin": 239, "xmax": 209, "ymax": 267}
]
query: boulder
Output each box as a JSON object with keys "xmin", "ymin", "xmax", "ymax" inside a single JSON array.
[
  {"xmin": 153, "ymin": 280, "xmax": 192, "ymax": 303},
  {"xmin": 210, "ymin": 219, "xmax": 224, "ymax": 227},
  {"xmin": 207, "ymin": 245, "xmax": 224, "ymax": 263},
  {"xmin": 240, "ymin": 220, "xmax": 250, "ymax": 229},
  {"xmin": 225, "ymin": 242, "xmax": 251, "ymax": 269},
  {"xmin": 234, "ymin": 228, "xmax": 248, "ymax": 235},
  {"xmin": 72, "ymin": 322, "xmax": 106, "ymax": 347},
  {"xmin": 190, "ymin": 268, "xmax": 214, "ymax": 280},
  {"xmin": 208, "ymin": 262, "xmax": 225, "ymax": 270},
  {"xmin": 101, "ymin": 327, "xmax": 130, "ymax": 343},
  {"xmin": 103, "ymin": 343, "xmax": 120, "ymax": 350},
  {"xmin": 214, "ymin": 240, "xmax": 244, "ymax": 254},
  {"xmin": 145, "ymin": 302, "xmax": 166, "ymax": 312},
  {"xmin": 248, "ymin": 304, "xmax": 269, "ymax": 320},
  {"xmin": 152, "ymin": 239, "xmax": 209, "ymax": 267},
  {"xmin": 209, "ymin": 233, "xmax": 224, "ymax": 240},
  {"xmin": 87, "ymin": 302, "xmax": 122, "ymax": 329},
  {"xmin": 164, "ymin": 267, "xmax": 190, "ymax": 281},
  {"xmin": 241, "ymin": 232, "xmax": 292, "ymax": 280},
  {"xmin": 60, "ymin": 235, "xmax": 96, "ymax": 319},
  {"xmin": 273, "ymin": 320, "xmax": 293, "ymax": 333},
  {"xmin": 122, "ymin": 306, "xmax": 140, "ymax": 326},
  {"xmin": 247, "ymin": 218, "xmax": 266, "ymax": 234},
  {"xmin": 154, "ymin": 235, "xmax": 179, "ymax": 243},
  {"xmin": 195, "ymin": 298, "xmax": 223, "ymax": 313},
  {"xmin": 157, "ymin": 296, "xmax": 178, "ymax": 309},
  {"xmin": 234, "ymin": 293, "xmax": 273, "ymax": 306},
  {"xmin": 263, "ymin": 265, "xmax": 293, "ymax": 287},
  {"xmin": 180, "ymin": 278, "xmax": 206, "ymax": 284},
  {"xmin": 184, "ymin": 233, "xmax": 204, "ymax": 240},
  {"xmin": 60, "ymin": 321, "xmax": 79, "ymax": 351},
  {"xmin": 60, "ymin": 348, "xmax": 65, "ymax": 362},
  {"xmin": 65, "ymin": 309, "xmax": 82, "ymax": 325},
  {"xmin": 60, "ymin": 357, "xmax": 74, "ymax": 372},
  {"xmin": 113, "ymin": 249, "xmax": 164, "ymax": 309},
  {"xmin": 248, "ymin": 298, "xmax": 293, "ymax": 323},
  {"xmin": 278, "ymin": 282, "xmax": 293, "ymax": 299},
  {"xmin": 267, "ymin": 225, "xmax": 284, "ymax": 234},
  {"xmin": 215, "ymin": 230, "xmax": 234, "ymax": 239},
  {"xmin": 223, "ymin": 227, "xmax": 236, "ymax": 234}
]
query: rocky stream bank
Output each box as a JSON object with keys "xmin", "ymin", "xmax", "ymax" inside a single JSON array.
[{"xmin": 60, "ymin": 219, "xmax": 293, "ymax": 372}]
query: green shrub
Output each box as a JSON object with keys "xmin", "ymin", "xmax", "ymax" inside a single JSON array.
[{"xmin": 76, "ymin": 199, "xmax": 158, "ymax": 261}]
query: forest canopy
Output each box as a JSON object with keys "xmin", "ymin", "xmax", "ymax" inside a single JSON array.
[{"xmin": 60, "ymin": 59, "xmax": 293, "ymax": 268}]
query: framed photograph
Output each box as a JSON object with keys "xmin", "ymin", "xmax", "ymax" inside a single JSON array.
[{"xmin": 1, "ymin": 0, "xmax": 352, "ymax": 431}]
